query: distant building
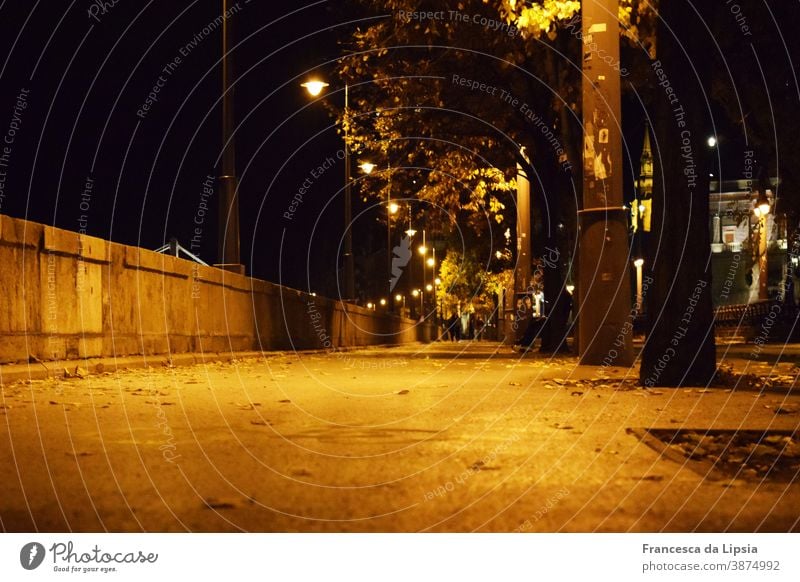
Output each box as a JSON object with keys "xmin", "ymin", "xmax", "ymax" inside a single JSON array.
[
  {"xmin": 709, "ymin": 178, "xmax": 788, "ymax": 306},
  {"xmin": 631, "ymin": 124, "xmax": 790, "ymax": 307},
  {"xmin": 631, "ymin": 122, "xmax": 653, "ymax": 238}
]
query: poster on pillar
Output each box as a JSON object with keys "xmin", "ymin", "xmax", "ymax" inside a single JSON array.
[{"xmin": 577, "ymin": 0, "xmax": 633, "ymax": 366}]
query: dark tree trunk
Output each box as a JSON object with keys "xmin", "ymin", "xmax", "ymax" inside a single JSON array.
[
  {"xmin": 538, "ymin": 48, "xmax": 577, "ymax": 353},
  {"xmin": 640, "ymin": 1, "xmax": 717, "ymax": 387}
]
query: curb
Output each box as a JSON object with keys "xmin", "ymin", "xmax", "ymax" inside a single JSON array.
[{"xmin": 0, "ymin": 344, "xmax": 428, "ymax": 386}]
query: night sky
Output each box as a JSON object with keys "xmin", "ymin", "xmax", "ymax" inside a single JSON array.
[
  {"xmin": 0, "ymin": 1, "xmax": 350, "ymax": 293},
  {"xmin": 0, "ymin": 1, "xmax": 795, "ymax": 297}
]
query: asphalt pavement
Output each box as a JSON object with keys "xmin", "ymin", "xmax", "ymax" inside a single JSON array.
[{"xmin": 1, "ymin": 340, "xmax": 798, "ymax": 532}]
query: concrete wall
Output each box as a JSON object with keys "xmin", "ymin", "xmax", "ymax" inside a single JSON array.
[{"xmin": 0, "ymin": 215, "xmax": 435, "ymax": 364}]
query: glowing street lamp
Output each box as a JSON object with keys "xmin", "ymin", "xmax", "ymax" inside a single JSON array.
[
  {"xmin": 360, "ymin": 161, "xmax": 375, "ymax": 175},
  {"xmin": 300, "ymin": 80, "xmax": 329, "ymax": 97},
  {"xmin": 411, "ymin": 288, "xmax": 423, "ymax": 314},
  {"xmin": 755, "ymin": 190, "xmax": 770, "ymax": 218},
  {"xmin": 633, "ymin": 257, "xmax": 644, "ymax": 313},
  {"xmin": 395, "ymin": 293, "xmax": 406, "ymax": 314},
  {"xmin": 302, "ymin": 77, "xmax": 354, "ymax": 300},
  {"xmin": 417, "ymin": 228, "xmax": 428, "ymax": 255},
  {"xmin": 754, "ymin": 186, "xmax": 771, "ymax": 300}
]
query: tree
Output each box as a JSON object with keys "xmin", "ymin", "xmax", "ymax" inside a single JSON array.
[
  {"xmin": 637, "ymin": 2, "xmax": 717, "ymax": 386},
  {"xmin": 336, "ymin": 0, "xmax": 593, "ymax": 351}
]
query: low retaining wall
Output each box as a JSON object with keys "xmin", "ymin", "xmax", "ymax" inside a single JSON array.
[{"xmin": 0, "ymin": 215, "xmax": 435, "ymax": 364}]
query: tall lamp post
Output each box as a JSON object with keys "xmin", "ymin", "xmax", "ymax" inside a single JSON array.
[
  {"xmin": 754, "ymin": 188, "xmax": 771, "ymax": 301},
  {"xmin": 633, "ymin": 257, "xmax": 644, "ymax": 313},
  {"xmin": 388, "ymin": 200, "xmax": 399, "ymax": 299},
  {"xmin": 360, "ymin": 160, "xmax": 399, "ymax": 310},
  {"xmin": 426, "ymin": 248, "xmax": 436, "ymax": 323},
  {"xmin": 218, "ymin": 0, "xmax": 242, "ymax": 273},
  {"xmin": 418, "ymin": 230, "xmax": 429, "ymax": 314},
  {"xmin": 412, "ymin": 288, "xmax": 423, "ymax": 317},
  {"xmin": 302, "ymin": 79, "xmax": 355, "ymax": 301}
]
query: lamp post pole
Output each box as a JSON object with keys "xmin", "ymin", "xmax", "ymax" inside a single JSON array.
[
  {"xmin": 303, "ymin": 79, "xmax": 355, "ymax": 300},
  {"xmin": 342, "ymin": 84, "xmax": 355, "ymax": 301},
  {"xmin": 759, "ymin": 215, "xmax": 768, "ymax": 300},
  {"xmin": 386, "ymin": 163, "xmax": 394, "ymax": 311},
  {"xmin": 218, "ymin": 0, "xmax": 242, "ymax": 273},
  {"xmin": 754, "ymin": 179, "xmax": 771, "ymax": 302},
  {"xmin": 431, "ymin": 247, "xmax": 437, "ymax": 325},
  {"xmin": 634, "ymin": 258, "xmax": 644, "ymax": 313}
]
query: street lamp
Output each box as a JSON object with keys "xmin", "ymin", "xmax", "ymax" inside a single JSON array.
[
  {"xmin": 302, "ymin": 78, "xmax": 355, "ymax": 301},
  {"xmin": 217, "ymin": 0, "xmax": 243, "ymax": 273},
  {"xmin": 300, "ymin": 80, "xmax": 329, "ymax": 96},
  {"xmin": 434, "ymin": 277, "xmax": 441, "ymax": 321},
  {"xmin": 755, "ymin": 189, "xmax": 770, "ymax": 218},
  {"xmin": 633, "ymin": 257, "xmax": 644, "ymax": 313},
  {"xmin": 412, "ymin": 288, "xmax": 423, "ymax": 316},
  {"xmin": 395, "ymin": 293, "xmax": 406, "ymax": 315},
  {"xmin": 362, "ymin": 159, "xmax": 400, "ymax": 309},
  {"xmin": 405, "ymin": 219, "xmax": 417, "ymax": 238},
  {"xmin": 424, "ymin": 245, "xmax": 437, "ymax": 321},
  {"xmin": 754, "ymin": 187, "xmax": 771, "ymax": 300}
]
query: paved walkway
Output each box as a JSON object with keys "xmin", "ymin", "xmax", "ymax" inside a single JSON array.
[{"xmin": 1, "ymin": 341, "xmax": 798, "ymax": 532}]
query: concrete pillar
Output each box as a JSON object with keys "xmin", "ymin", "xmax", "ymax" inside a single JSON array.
[{"xmin": 577, "ymin": 0, "xmax": 633, "ymax": 365}]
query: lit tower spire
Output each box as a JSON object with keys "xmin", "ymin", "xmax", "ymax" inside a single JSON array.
[{"xmin": 633, "ymin": 122, "xmax": 653, "ymax": 233}]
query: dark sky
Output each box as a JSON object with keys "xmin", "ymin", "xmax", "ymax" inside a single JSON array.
[
  {"xmin": 0, "ymin": 0, "xmax": 351, "ymax": 293},
  {"xmin": 1, "ymin": 1, "xmax": 797, "ymax": 297}
]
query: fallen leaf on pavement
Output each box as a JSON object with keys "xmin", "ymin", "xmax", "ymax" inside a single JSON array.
[
  {"xmin": 203, "ymin": 499, "xmax": 237, "ymax": 510},
  {"xmin": 774, "ymin": 405, "xmax": 799, "ymax": 415},
  {"xmin": 637, "ymin": 475, "xmax": 664, "ymax": 482}
]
